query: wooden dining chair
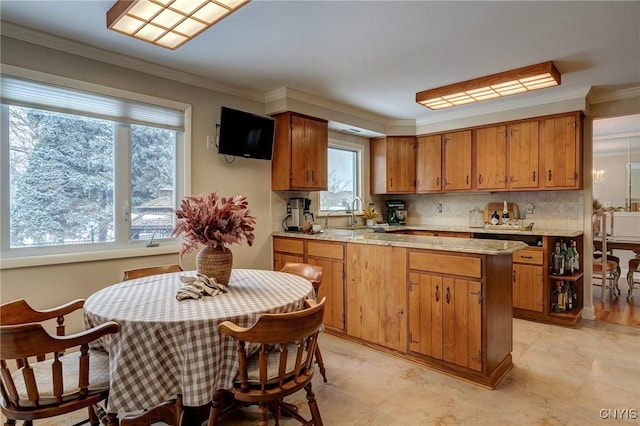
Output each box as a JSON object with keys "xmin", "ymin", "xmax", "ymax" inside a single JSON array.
[
  {"xmin": 208, "ymin": 298, "xmax": 325, "ymax": 426},
  {"xmin": 627, "ymin": 257, "xmax": 640, "ymax": 301},
  {"xmin": 0, "ymin": 298, "xmax": 120, "ymax": 426},
  {"xmin": 120, "ymin": 264, "xmax": 184, "ymax": 426},
  {"xmin": 279, "ymin": 262, "xmax": 327, "ymax": 382},
  {"xmin": 122, "ymin": 264, "xmax": 183, "ymax": 281}
]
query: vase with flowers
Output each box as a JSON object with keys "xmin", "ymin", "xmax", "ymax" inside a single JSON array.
[
  {"xmin": 362, "ymin": 205, "xmax": 379, "ymax": 227},
  {"xmin": 172, "ymin": 192, "xmax": 256, "ymax": 285}
]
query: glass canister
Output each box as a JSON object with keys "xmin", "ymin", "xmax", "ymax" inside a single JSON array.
[{"xmin": 469, "ymin": 206, "xmax": 484, "ymax": 228}]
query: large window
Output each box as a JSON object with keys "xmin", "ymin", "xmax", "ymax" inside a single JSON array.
[
  {"xmin": 320, "ymin": 143, "xmax": 362, "ymax": 212},
  {"xmin": 1, "ymin": 73, "xmax": 188, "ymax": 260}
]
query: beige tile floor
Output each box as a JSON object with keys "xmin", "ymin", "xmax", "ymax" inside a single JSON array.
[{"xmin": 18, "ymin": 318, "xmax": 640, "ymax": 425}]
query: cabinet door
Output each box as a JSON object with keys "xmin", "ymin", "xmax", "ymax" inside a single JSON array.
[
  {"xmin": 475, "ymin": 126, "xmax": 507, "ymax": 190},
  {"xmin": 508, "ymin": 120, "xmax": 539, "ymax": 189},
  {"xmin": 308, "ymin": 257, "xmax": 345, "ymax": 331},
  {"xmin": 386, "ymin": 137, "xmax": 416, "ymax": 193},
  {"xmin": 442, "ymin": 277, "xmax": 482, "ymax": 371},
  {"xmin": 346, "ymin": 244, "xmax": 406, "ymax": 351},
  {"xmin": 416, "ymin": 135, "xmax": 442, "ymax": 192},
  {"xmin": 307, "ymin": 117, "xmax": 328, "ymax": 188},
  {"xmin": 543, "ymin": 114, "xmax": 581, "ymax": 189},
  {"xmin": 513, "ymin": 264, "xmax": 544, "ymax": 312},
  {"xmin": 443, "ymin": 130, "xmax": 472, "ymax": 190},
  {"xmin": 273, "ymin": 252, "xmax": 304, "ymax": 271},
  {"xmin": 409, "ymin": 272, "xmax": 443, "ymax": 359}
]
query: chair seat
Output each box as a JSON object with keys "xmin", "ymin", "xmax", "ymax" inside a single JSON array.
[
  {"xmin": 12, "ymin": 349, "xmax": 110, "ymax": 408},
  {"xmin": 593, "ymin": 260, "xmax": 618, "ymax": 273}
]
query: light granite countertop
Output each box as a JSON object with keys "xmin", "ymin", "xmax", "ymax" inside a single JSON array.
[
  {"xmin": 381, "ymin": 224, "xmax": 584, "ymax": 237},
  {"xmin": 272, "ymin": 229, "xmax": 528, "ymax": 255}
]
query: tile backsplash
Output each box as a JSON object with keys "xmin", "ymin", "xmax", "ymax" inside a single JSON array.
[
  {"xmin": 272, "ymin": 190, "xmax": 585, "ymax": 232},
  {"xmin": 373, "ymin": 190, "xmax": 585, "ymax": 231}
]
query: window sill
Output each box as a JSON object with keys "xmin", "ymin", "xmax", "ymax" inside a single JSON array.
[{"xmin": 0, "ymin": 244, "xmax": 181, "ymax": 270}]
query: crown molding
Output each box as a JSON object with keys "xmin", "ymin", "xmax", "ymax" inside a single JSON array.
[
  {"xmin": 0, "ymin": 21, "xmax": 265, "ymax": 103},
  {"xmin": 588, "ymin": 86, "xmax": 640, "ymax": 105}
]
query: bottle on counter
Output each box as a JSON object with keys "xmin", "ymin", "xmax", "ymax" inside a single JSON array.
[
  {"xmin": 501, "ymin": 201, "xmax": 510, "ymax": 223},
  {"xmin": 564, "ymin": 241, "xmax": 574, "ymax": 274},
  {"xmin": 491, "ymin": 211, "xmax": 500, "ymax": 225}
]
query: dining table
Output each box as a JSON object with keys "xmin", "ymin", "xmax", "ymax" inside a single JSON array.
[
  {"xmin": 83, "ymin": 268, "xmax": 315, "ymax": 418},
  {"xmin": 593, "ymin": 236, "xmax": 640, "ymax": 258}
]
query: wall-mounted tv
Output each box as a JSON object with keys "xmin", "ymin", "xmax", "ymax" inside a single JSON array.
[{"xmin": 218, "ymin": 106, "xmax": 275, "ymax": 160}]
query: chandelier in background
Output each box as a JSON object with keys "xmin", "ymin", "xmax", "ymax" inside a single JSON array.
[{"xmin": 593, "ymin": 169, "xmax": 605, "ymax": 184}]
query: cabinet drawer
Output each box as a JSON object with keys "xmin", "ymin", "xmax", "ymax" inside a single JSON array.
[
  {"xmin": 512, "ymin": 248, "xmax": 543, "ymax": 265},
  {"xmin": 307, "ymin": 241, "xmax": 344, "ymax": 260},
  {"xmin": 273, "ymin": 237, "xmax": 304, "ymax": 255},
  {"xmin": 409, "ymin": 251, "xmax": 481, "ymax": 279}
]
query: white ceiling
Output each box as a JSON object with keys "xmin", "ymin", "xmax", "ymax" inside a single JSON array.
[{"xmin": 1, "ymin": 1, "xmax": 639, "ymax": 135}]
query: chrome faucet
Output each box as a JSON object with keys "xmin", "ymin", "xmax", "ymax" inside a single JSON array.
[
  {"xmin": 349, "ymin": 196, "xmax": 364, "ymax": 227},
  {"xmin": 324, "ymin": 209, "xmax": 346, "ymax": 230}
]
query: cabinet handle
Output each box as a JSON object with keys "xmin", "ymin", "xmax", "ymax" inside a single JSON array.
[
  {"xmin": 532, "ymin": 171, "xmax": 536, "ymax": 182},
  {"xmin": 520, "ymin": 255, "xmax": 533, "ymax": 259},
  {"xmin": 478, "ymin": 174, "xmax": 482, "ymax": 185},
  {"xmin": 435, "ymin": 285, "xmax": 440, "ymax": 302},
  {"xmin": 390, "ymin": 177, "xmax": 393, "ymax": 187},
  {"xmin": 311, "ymin": 170, "xmax": 315, "ymax": 182},
  {"xmin": 445, "ymin": 286, "xmax": 451, "ymax": 304},
  {"xmin": 436, "ymin": 177, "xmax": 440, "ymax": 187},
  {"xmin": 548, "ymin": 170, "xmax": 552, "ymax": 181},
  {"xmin": 466, "ymin": 175, "xmax": 469, "ymax": 185},
  {"xmin": 513, "ymin": 270, "xmax": 516, "ymax": 282}
]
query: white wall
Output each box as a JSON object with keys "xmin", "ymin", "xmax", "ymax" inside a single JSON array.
[{"xmin": 0, "ymin": 36, "xmax": 274, "ymax": 329}]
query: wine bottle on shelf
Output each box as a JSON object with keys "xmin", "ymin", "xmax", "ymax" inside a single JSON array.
[
  {"xmin": 565, "ymin": 281, "xmax": 573, "ymax": 310},
  {"xmin": 552, "ymin": 242, "xmax": 562, "ymax": 275},
  {"xmin": 556, "ymin": 282, "xmax": 565, "ymax": 312},
  {"xmin": 571, "ymin": 240, "xmax": 580, "ymax": 271},
  {"xmin": 559, "ymin": 242, "xmax": 566, "ymax": 275},
  {"xmin": 564, "ymin": 241, "xmax": 575, "ymax": 274}
]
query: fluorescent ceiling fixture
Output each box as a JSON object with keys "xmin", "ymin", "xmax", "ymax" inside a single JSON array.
[
  {"xmin": 416, "ymin": 61, "xmax": 561, "ymax": 110},
  {"xmin": 107, "ymin": 0, "xmax": 250, "ymax": 49}
]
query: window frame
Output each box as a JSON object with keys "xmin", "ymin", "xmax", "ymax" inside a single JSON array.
[
  {"xmin": 0, "ymin": 67, "xmax": 191, "ymax": 269},
  {"xmin": 318, "ymin": 139, "xmax": 364, "ymax": 215}
]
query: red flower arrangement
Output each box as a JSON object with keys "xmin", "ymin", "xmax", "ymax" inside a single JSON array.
[{"xmin": 172, "ymin": 192, "xmax": 256, "ymax": 260}]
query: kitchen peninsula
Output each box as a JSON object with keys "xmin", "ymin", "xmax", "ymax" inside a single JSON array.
[{"xmin": 273, "ymin": 230, "xmax": 527, "ymax": 389}]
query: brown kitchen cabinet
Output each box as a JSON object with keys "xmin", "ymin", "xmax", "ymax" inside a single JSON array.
[
  {"xmin": 346, "ymin": 243, "xmax": 407, "ymax": 352},
  {"xmin": 541, "ymin": 112, "xmax": 583, "ymax": 190},
  {"xmin": 474, "ymin": 125, "xmax": 508, "ymax": 191},
  {"xmin": 443, "ymin": 130, "xmax": 472, "ymax": 191},
  {"xmin": 507, "ymin": 119, "xmax": 540, "ymax": 189},
  {"xmin": 370, "ymin": 136, "xmax": 416, "ymax": 194},
  {"xmin": 273, "ymin": 236, "xmax": 345, "ymax": 332},
  {"xmin": 271, "ymin": 112, "xmax": 328, "ymax": 191},
  {"xmin": 512, "ymin": 247, "xmax": 544, "ymax": 313},
  {"xmin": 415, "ymin": 134, "xmax": 443, "ymax": 192},
  {"xmin": 407, "ymin": 249, "xmax": 513, "ymax": 388},
  {"xmin": 306, "ymin": 240, "xmax": 346, "ymax": 332}
]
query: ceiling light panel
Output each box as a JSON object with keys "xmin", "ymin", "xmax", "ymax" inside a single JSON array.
[
  {"xmin": 416, "ymin": 61, "xmax": 561, "ymax": 110},
  {"xmin": 107, "ymin": 0, "xmax": 250, "ymax": 49}
]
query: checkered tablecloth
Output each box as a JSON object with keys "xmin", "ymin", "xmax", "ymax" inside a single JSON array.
[{"xmin": 84, "ymin": 269, "xmax": 314, "ymax": 413}]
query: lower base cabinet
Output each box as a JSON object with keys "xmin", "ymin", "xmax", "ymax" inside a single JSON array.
[{"xmin": 345, "ymin": 243, "xmax": 407, "ymax": 352}]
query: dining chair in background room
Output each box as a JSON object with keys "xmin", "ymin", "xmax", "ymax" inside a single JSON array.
[
  {"xmin": 208, "ymin": 298, "xmax": 326, "ymax": 426},
  {"xmin": 122, "ymin": 264, "xmax": 183, "ymax": 281},
  {"xmin": 592, "ymin": 208, "xmax": 621, "ymax": 303},
  {"xmin": 279, "ymin": 262, "xmax": 328, "ymax": 383},
  {"xmin": 628, "ymin": 258, "xmax": 640, "ymax": 300},
  {"xmin": 120, "ymin": 264, "xmax": 184, "ymax": 426},
  {"xmin": 0, "ymin": 299, "xmax": 121, "ymax": 425}
]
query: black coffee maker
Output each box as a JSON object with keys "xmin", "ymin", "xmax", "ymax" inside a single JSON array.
[
  {"xmin": 283, "ymin": 197, "xmax": 314, "ymax": 231},
  {"xmin": 386, "ymin": 200, "xmax": 406, "ymax": 225}
]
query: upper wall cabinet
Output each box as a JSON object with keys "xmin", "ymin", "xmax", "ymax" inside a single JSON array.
[
  {"xmin": 507, "ymin": 119, "xmax": 540, "ymax": 190},
  {"xmin": 371, "ymin": 136, "xmax": 416, "ymax": 194},
  {"xmin": 443, "ymin": 130, "xmax": 472, "ymax": 191},
  {"xmin": 474, "ymin": 125, "xmax": 508, "ymax": 191},
  {"xmin": 416, "ymin": 134, "xmax": 443, "ymax": 193},
  {"xmin": 271, "ymin": 112, "xmax": 328, "ymax": 191},
  {"xmin": 541, "ymin": 112, "xmax": 583, "ymax": 190}
]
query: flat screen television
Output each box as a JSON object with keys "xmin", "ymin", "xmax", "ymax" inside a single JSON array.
[{"xmin": 218, "ymin": 106, "xmax": 275, "ymax": 160}]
